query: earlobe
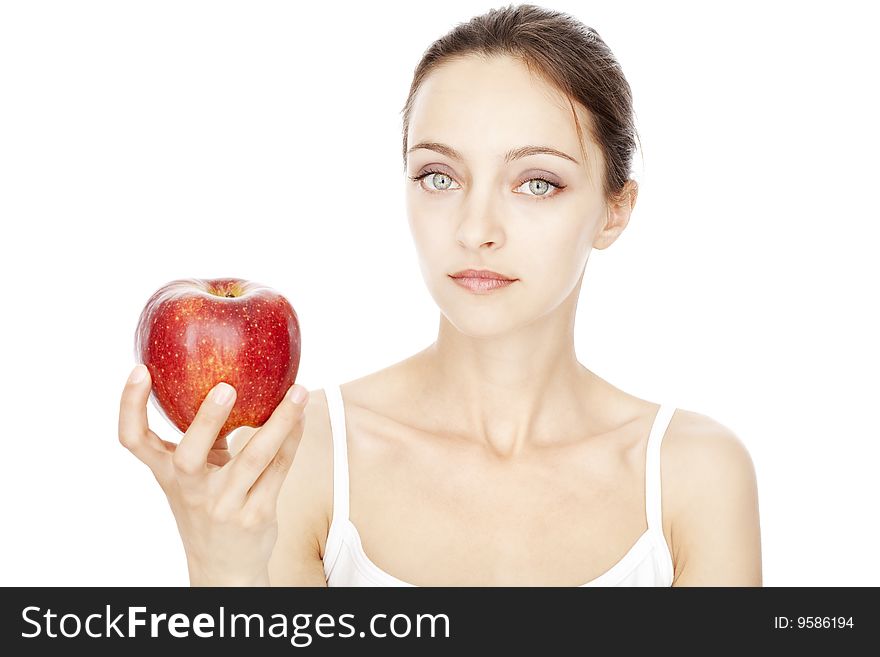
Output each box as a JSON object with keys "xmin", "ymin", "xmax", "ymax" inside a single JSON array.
[
  {"xmin": 593, "ymin": 188, "xmax": 635, "ymax": 250},
  {"xmin": 592, "ymin": 216, "xmax": 619, "ymax": 250},
  {"xmin": 594, "ymin": 231, "xmax": 620, "ymax": 251},
  {"xmin": 591, "ymin": 178, "xmax": 638, "ymax": 250},
  {"xmin": 593, "ymin": 206, "xmax": 629, "ymax": 250}
]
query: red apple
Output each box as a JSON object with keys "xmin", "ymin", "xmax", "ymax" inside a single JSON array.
[{"xmin": 134, "ymin": 277, "xmax": 301, "ymax": 442}]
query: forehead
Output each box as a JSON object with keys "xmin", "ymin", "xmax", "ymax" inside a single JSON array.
[{"xmin": 407, "ymin": 55, "xmax": 590, "ymax": 163}]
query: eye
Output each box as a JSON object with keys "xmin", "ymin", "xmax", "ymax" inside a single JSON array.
[
  {"xmin": 408, "ymin": 169, "xmax": 461, "ymax": 193},
  {"xmin": 408, "ymin": 169, "xmax": 566, "ymax": 200},
  {"xmin": 514, "ymin": 176, "xmax": 566, "ymax": 200}
]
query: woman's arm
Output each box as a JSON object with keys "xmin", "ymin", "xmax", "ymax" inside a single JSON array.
[{"xmin": 668, "ymin": 417, "xmax": 763, "ymax": 586}]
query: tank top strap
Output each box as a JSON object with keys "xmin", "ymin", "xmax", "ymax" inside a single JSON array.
[
  {"xmin": 644, "ymin": 403, "xmax": 676, "ymax": 533},
  {"xmin": 324, "ymin": 384, "xmax": 351, "ymax": 526}
]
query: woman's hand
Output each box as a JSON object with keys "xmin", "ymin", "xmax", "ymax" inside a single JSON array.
[{"xmin": 117, "ymin": 364, "xmax": 309, "ymax": 586}]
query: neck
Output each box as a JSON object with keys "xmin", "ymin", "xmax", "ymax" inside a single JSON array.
[{"xmin": 415, "ymin": 276, "xmax": 604, "ymax": 459}]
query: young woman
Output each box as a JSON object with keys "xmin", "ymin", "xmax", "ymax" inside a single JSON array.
[{"xmin": 118, "ymin": 4, "xmax": 762, "ymax": 587}]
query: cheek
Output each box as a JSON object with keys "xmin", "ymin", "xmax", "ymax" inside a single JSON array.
[
  {"xmin": 407, "ymin": 212, "xmax": 447, "ymax": 264},
  {"xmin": 521, "ymin": 223, "xmax": 592, "ymax": 287},
  {"xmin": 528, "ymin": 217, "xmax": 587, "ymax": 258}
]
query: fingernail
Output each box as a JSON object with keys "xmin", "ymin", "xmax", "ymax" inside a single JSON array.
[
  {"xmin": 287, "ymin": 384, "xmax": 307, "ymax": 404},
  {"xmin": 128, "ymin": 364, "xmax": 147, "ymax": 384},
  {"xmin": 211, "ymin": 382, "xmax": 235, "ymax": 405}
]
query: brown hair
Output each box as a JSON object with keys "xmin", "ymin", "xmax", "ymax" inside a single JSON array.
[{"xmin": 400, "ymin": 3, "xmax": 641, "ymax": 205}]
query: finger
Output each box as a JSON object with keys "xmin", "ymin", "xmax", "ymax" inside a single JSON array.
[
  {"xmin": 243, "ymin": 423, "xmax": 302, "ymax": 513},
  {"xmin": 207, "ymin": 436, "xmax": 231, "ymax": 468},
  {"xmin": 225, "ymin": 384, "xmax": 308, "ymax": 498},
  {"xmin": 118, "ymin": 364, "xmax": 171, "ymax": 476},
  {"xmin": 172, "ymin": 382, "xmax": 236, "ymax": 478}
]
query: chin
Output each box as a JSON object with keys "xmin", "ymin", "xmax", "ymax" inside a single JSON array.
[
  {"xmin": 439, "ymin": 300, "xmax": 529, "ymax": 337},
  {"xmin": 443, "ymin": 315, "xmax": 512, "ymax": 338}
]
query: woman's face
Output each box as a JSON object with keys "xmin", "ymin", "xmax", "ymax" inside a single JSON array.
[{"xmin": 405, "ymin": 54, "xmax": 633, "ymax": 337}]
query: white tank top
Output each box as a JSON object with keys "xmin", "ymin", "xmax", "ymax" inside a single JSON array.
[{"xmin": 321, "ymin": 384, "xmax": 676, "ymax": 586}]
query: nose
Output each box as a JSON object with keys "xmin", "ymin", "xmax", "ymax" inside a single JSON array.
[{"xmin": 454, "ymin": 190, "xmax": 506, "ymax": 250}]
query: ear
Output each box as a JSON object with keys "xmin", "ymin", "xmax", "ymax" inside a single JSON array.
[{"xmin": 593, "ymin": 179, "xmax": 638, "ymax": 250}]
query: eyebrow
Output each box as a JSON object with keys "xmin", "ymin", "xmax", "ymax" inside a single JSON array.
[{"xmin": 407, "ymin": 141, "xmax": 580, "ymax": 165}]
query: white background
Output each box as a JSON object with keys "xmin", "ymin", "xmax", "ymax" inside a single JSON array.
[{"xmin": 1, "ymin": 0, "xmax": 877, "ymax": 586}]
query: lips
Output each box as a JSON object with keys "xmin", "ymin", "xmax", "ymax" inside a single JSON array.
[
  {"xmin": 451, "ymin": 276, "xmax": 516, "ymax": 293},
  {"xmin": 449, "ymin": 268, "xmax": 518, "ymax": 294},
  {"xmin": 449, "ymin": 269, "xmax": 516, "ymax": 281}
]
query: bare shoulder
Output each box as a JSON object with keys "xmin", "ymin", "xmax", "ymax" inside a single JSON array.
[
  {"xmin": 662, "ymin": 407, "xmax": 763, "ymax": 586},
  {"xmin": 231, "ymin": 387, "xmax": 334, "ymax": 586}
]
